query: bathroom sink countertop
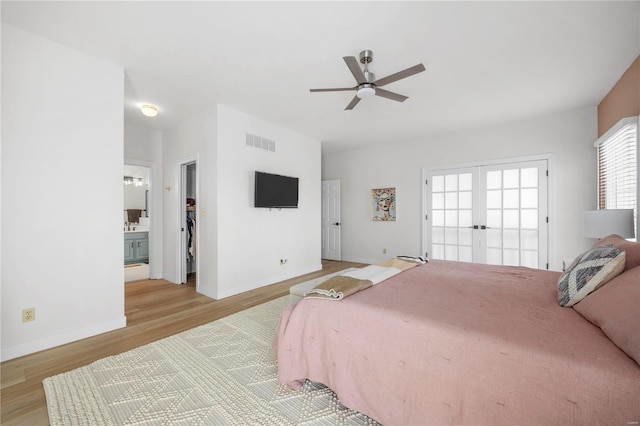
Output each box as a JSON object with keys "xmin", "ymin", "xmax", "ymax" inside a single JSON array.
[{"xmin": 124, "ymin": 228, "xmax": 149, "ymax": 233}]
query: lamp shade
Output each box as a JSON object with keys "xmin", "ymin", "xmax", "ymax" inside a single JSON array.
[{"xmin": 581, "ymin": 209, "xmax": 635, "ymax": 239}]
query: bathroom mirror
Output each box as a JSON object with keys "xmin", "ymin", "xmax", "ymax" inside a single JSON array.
[{"xmin": 124, "ymin": 165, "xmax": 150, "ymax": 221}]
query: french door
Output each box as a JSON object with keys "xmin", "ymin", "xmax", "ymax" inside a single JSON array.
[{"xmin": 424, "ymin": 159, "xmax": 548, "ymax": 269}]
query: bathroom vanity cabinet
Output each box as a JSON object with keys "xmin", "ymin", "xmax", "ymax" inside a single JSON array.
[{"xmin": 124, "ymin": 232, "xmax": 149, "ymax": 265}]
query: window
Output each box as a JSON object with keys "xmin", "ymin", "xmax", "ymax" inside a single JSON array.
[{"xmin": 596, "ymin": 117, "xmax": 638, "ymax": 236}]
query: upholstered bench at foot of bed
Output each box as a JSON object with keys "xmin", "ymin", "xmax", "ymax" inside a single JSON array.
[{"xmin": 289, "ymin": 268, "xmax": 360, "ymax": 304}]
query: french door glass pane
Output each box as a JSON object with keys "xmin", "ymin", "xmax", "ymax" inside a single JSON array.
[
  {"xmin": 521, "ymin": 168, "xmax": 538, "ymax": 187},
  {"xmin": 445, "ymin": 175, "xmax": 458, "ymax": 191},
  {"xmin": 503, "ymin": 169, "xmax": 519, "ymax": 188},
  {"xmin": 521, "ymin": 189, "xmax": 537, "ymax": 208},
  {"xmin": 487, "ymin": 171, "xmax": 501, "ymax": 189},
  {"xmin": 504, "ymin": 249, "xmax": 519, "ymax": 266},
  {"xmin": 459, "ymin": 174, "xmax": 473, "ymax": 191},
  {"xmin": 433, "ymin": 193, "xmax": 444, "ymax": 209},
  {"xmin": 503, "ymin": 230, "xmax": 519, "ymax": 249},
  {"xmin": 504, "ymin": 210, "xmax": 519, "ymax": 227},
  {"xmin": 459, "ymin": 246, "xmax": 473, "ymax": 262},
  {"xmin": 432, "ymin": 176, "xmax": 445, "ymax": 192},
  {"xmin": 487, "ymin": 210, "xmax": 501, "ymax": 228},
  {"xmin": 459, "ymin": 191, "xmax": 472, "ymax": 208},
  {"xmin": 521, "ymin": 210, "xmax": 538, "ymax": 229},
  {"xmin": 504, "ymin": 189, "xmax": 519, "ymax": 208},
  {"xmin": 433, "ymin": 227, "xmax": 445, "ymax": 243},
  {"xmin": 487, "ymin": 190, "xmax": 502, "ymax": 208},
  {"xmin": 521, "ymin": 250, "xmax": 538, "ymax": 268},
  {"xmin": 521, "ymin": 230, "xmax": 538, "ymax": 250},
  {"xmin": 459, "ymin": 210, "xmax": 473, "ymax": 227}
]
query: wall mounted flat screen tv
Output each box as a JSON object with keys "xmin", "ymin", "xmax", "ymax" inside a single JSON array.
[{"xmin": 254, "ymin": 171, "xmax": 299, "ymax": 208}]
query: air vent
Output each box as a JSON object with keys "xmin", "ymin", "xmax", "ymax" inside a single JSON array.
[{"xmin": 246, "ymin": 133, "xmax": 275, "ymax": 152}]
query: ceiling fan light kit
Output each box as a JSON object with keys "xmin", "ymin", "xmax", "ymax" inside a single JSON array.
[
  {"xmin": 310, "ymin": 50, "xmax": 425, "ymax": 110},
  {"xmin": 356, "ymin": 85, "xmax": 375, "ymax": 98}
]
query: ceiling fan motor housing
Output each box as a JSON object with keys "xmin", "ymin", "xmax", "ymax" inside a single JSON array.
[{"xmin": 359, "ymin": 50, "xmax": 374, "ymax": 64}]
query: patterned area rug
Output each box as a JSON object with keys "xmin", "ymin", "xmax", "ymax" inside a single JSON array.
[{"xmin": 43, "ymin": 296, "xmax": 378, "ymax": 425}]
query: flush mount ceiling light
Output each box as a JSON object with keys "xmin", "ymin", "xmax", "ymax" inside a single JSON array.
[{"xmin": 140, "ymin": 104, "xmax": 158, "ymax": 117}]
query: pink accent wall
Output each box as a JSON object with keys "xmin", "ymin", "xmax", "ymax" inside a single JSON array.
[{"xmin": 598, "ymin": 56, "xmax": 639, "ymax": 137}]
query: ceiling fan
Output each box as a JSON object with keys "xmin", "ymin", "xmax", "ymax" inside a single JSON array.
[{"xmin": 310, "ymin": 50, "xmax": 425, "ymax": 110}]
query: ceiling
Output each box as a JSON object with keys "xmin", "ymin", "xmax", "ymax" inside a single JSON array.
[{"xmin": 3, "ymin": 1, "xmax": 639, "ymax": 154}]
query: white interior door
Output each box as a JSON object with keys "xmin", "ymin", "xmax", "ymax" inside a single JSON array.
[
  {"xmin": 322, "ymin": 180, "xmax": 341, "ymax": 260},
  {"xmin": 425, "ymin": 159, "xmax": 548, "ymax": 269}
]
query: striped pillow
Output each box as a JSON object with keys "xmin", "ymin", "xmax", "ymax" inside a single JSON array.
[{"xmin": 557, "ymin": 244, "xmax": 625, "ymax": 307}]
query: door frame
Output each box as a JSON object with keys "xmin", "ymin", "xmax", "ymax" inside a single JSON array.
[
  {"xmin": 422, "ymin": 153, "xmax": 556, "ymax": 269},
  {"xmin": 177, "ymin": 155, "xmax": 199, "ymax": 286}
]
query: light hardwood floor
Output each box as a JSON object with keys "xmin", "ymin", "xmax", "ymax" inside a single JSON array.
[{"xmin": 1, "ymin": 260, "xmax": 365, "ymax": 425}]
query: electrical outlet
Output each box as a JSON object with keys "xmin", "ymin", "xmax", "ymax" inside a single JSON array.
[
  {"xmin": 22, "ymin": 307, "xmax": 35, "ymax": 323},
  {"xmin": 383, "ymin": 248, "xmax": 387, "ymax": 254}
]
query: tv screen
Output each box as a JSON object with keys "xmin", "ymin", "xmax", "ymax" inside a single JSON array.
[{"xmin": 254, "ymin": 171, "xmax": 299, "ymax": 208}]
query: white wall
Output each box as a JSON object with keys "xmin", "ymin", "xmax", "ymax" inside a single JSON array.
[
  {"xmin": 322, "ymin": 107, "xmax": 598, "ymax": 270},
  {"xmin": 1, "ymin": 25, "xmax": 125, "ymax": 361},
  {"xmin": 215, "ymin": 105, "xmax": 322, "ymax": 298},
  {"xmin": 162, "ymin": 106, "xmax": 217, "ymax": 296},
  {"xmin": 161, "ymin": 104, "xmax": 321, "ymax": 299},
  {"xmin": 125, "ymin": 123, "xmax": 164, "ymax": 279}
]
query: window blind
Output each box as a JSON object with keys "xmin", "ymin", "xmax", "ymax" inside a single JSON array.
[{"xmin": 596, "ymin": 119, "xmax": 637, "ymax": 215}]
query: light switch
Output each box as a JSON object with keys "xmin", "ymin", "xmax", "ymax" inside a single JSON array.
[{"xmin": 200, "ymin": 208, "xmax": 207, "ymax": 217}]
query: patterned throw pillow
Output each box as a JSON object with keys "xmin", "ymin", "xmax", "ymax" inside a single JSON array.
[{"xmin": 557, "ymin": 244, "xmax": 626, "ymax": 307}]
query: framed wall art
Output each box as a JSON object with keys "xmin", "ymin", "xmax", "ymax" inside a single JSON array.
[{"xmin": 371, "ymin": 187, "xmax": 396, "ymax": 221}]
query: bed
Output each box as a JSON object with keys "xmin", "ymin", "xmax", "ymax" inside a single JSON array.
[{"xmin": 274, "ymin": 236, "xmax": 640, "ymax": 425}]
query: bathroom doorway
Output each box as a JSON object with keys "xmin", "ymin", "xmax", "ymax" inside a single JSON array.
[
  {"xmin": 124, "ymin": 163, "xmax": 152, "ymax": 282},
  {"xmin": 179, "ymin": 159, "xmax": 198, "ymax": 286}
]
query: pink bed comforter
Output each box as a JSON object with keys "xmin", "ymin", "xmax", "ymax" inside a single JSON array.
[{"xmin": 274, "ymin": 260, "xmax": 640, "ymax": 425}]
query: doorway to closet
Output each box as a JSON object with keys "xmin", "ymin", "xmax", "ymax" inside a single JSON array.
[{"xmin": 179, "ymin": 160, "xmax": 198, "ymax": 285}]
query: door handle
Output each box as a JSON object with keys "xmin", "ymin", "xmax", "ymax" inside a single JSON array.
[
  {"xmin": 481, "ymin": 225, "xmax": 491, "ymax": 230},
  {"xmin": 468, "ymin": 225, "xmax": 479, "ymax": 229},
  {"xmin": 334, "ymin": 222, "xmax": 341, "ymax": 226}
]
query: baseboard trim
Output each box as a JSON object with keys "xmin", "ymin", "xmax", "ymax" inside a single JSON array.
[
  {"xmin": 213, "ymin": 263, "xmax": 323, "ymax": 300},
  {"xmin": 0, "ymin": 316, "xmax": 127, "ymax": 362},
  {"xmin": 341, "ymin": 256, "xmax": 376, "ymax": 265}
]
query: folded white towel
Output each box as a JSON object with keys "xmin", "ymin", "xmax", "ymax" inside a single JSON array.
[{"xmin": 342, "ymin": 265, "xmax": 402, "ymax": 285}]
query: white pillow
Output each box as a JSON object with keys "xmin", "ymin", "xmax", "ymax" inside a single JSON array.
[{"xmin": 557, "ymin": 244, "xmax": 625, "ymax": 307}]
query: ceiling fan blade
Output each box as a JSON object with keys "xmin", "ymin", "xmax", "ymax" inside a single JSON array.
[
  {"xmin": 343, "ymin": 56, "xmax": 367, "ymax": 84},
  {"xmin": 310, "ymin": 87, "xmax": 356, "ymax": 92},
  {"xmin": 345, "ymin": 95, "xmax": 361, "ymax": 110},
  {"xmin": 373, "ymin": 63, "xmax": 426, "ymax": 87},
  {"xmin": 375, "ymin": 88, "xmax": 409, "ymax": 102}
]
